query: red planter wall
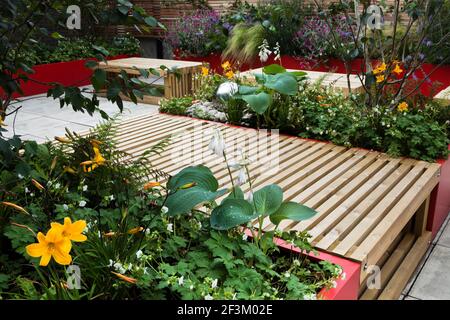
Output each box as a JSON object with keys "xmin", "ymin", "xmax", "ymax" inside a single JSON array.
[
  {"xmin": 1, "ymin": 54, "xmax": 136, "ymax": 99},
  {"xmin": 175, "ymin": 53, "xmax": 450, "ymax": 97}
]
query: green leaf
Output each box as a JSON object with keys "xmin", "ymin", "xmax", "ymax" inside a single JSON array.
[
  {"xmin": 50, "ymin": 32, "xmax": 64, "ymax": 39},
  {"xmin": 91, "ymin": 69, "xmax": 106, "ymax": 91},
  {"xmin": 221, "ymin": 186, "xmax": 245, "ymax": 204},
  {"xmin": 269, "ymin": 201, "xmax": 317, "ymax": 226},
  {"xmin": 263, "ymin": 64, "xmax": 286, "ymax": 75},
  {"xmin": 241, "ymin": 92, "xmax": 272, "ymax": 114},
  {"xmin": 167, "ymin": 165, "xmax": 218, "ymax": 192},
  {"xmin": 85, "ymin": 60, "xmax": 98, "ymax": 69},
  {"xmin": 165, "ymin": 187, "xmax": 227, "ymax": 216},
  {"xmin": 253, "ymin": 184, "xmax": 283, "ymax": 216},
  {"xmin": 238, "ymin": 85, "xmax": 258, "ymax": 95},
  {"xmin": 144, "ymin": 16, "xmax": 158, "ymax": 27},
  {"xmin": 92, "ymin": 45, "xmax": 109, "ymax": 57},
  {"xmin": 264, "ymin": 73, "xmax": 298, "ymax": 95},
  {"xmin": 210, "ymin": 199, "xmax": 256, "ymax": 230}
]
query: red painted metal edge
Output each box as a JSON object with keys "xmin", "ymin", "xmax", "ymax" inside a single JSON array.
[
  {"xmin": 428, "ymin": 144, "xmax": 450, "ymax": 238},
  {"xmin": 1, "ymin": 54, "xmax": 137, "ymax": 99},
  {"xmin": 243, "ymin": 229, "xmax": 361, "ymax": 300}
]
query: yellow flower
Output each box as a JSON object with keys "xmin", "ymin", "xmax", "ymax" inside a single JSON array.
[
  {"xmin": 54, "ymin": 136, "xmax": 71, "ymax": 143},
  {"xmin": 225, "ymin": 70, "xmax": 235, "ymax": 79},
  {"xmin": 31, "ymin": 179, "xmax": 45, "ymax": 191},
  {"xmin": 1, "ymin": 201, "xmax": 29, "ymax": 215},
  {"xmin": 373, "ymin": 62, "xmax": 387, "ymax": 74},
  {"xmin": 26, "ymin": 228, "xmax": 72, "ymax": 266},
  {"xmin": 80, "ymin": 146, "xmax": 106, "ymax": 172},
  {"xmin": 201, "ymin": 67, "xmax": 209, "ymax": 77},
  {"xmin": 143, "ymin": 181, "xmax": 161, "ymax": 190},
  {"xmin": 221, "ymin": 61, "xmax": 231, "ymax": 71},
  {"xmin": 397, "ymin": 102, "xmax": 408, "ymax": 112},
  {"xmin": 90, "ymin": 139, "xmax": 103, "ymax": 149},
  {"xmin": 376, "ymin": 75, "xmax": 385, "ymax": 83},
  {"xmin": 50, "ymin": 217, "xmax": 87, "ymax": 242},
  {"xmin": 392, "ymin": 63, "xmax": 403, "ymax": 75}
]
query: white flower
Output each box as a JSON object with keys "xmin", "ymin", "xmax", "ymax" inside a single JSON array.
[
  {"xmin": 293, "ymin": 259, "xmax": 301, "ymax": 266},
  {"xmin": 30, "ymin": 193, "xmax": 34, "ymax": 197},
  {"xmin": 25, "ymin": 187, "xmax": 29, "ymax": 193},
  {"xmin": 161, "ymin": 206, "xmax": 168, "ymax": 214},
  {"xmin": 303, "ymin": 293, "xmax": 317, "ymax": 300},
  {"xmin": 341, "ymin": 272, "xmax": 346, "ymax": 280},
  {"xmin": 274, "ymin": 42, "xmax": 281, "ymax": 61},
  {"xmin": 246, "ymin": 191, "xmax": 253, "ymax": 203},
  {"xmin": 235, "ymin": 168, "xmax": 247, "ymax": 186},
  {"xmin": 145, "ymin": 228, "xmax": 151, "ymax": 235},
  {"xmin": 196, "ymin": 221, "xmax": 202, "ymax": 229},
  {"xmin": 166, "ymin": 223, "xmax": 173, "ymax": 233},
  {"xmin": 208, "ymin": 129, "xmax": 226, "ymax": 157},
  {"xmin": 178, "ymin": 276, "xmax": 184, "ymax": 286},
  {"xmin": 113, "ymin": 262, "xmax": 126, "ymax": 274},
  {"xmin": 190, "ymin": 285, "xmax": 194, "ymax": 290},
  {"xmin": 136, "ymin": 250, "xmax": 143, "ymax": 259},
  {"xmin": 62, "ymin": 204, "xmax": 69, "ymax": 211},
  {"xmin": 331, "ymin": 280, "xmax": 338, "ymax": 288},
  {"xmin": 284, "ymin": 272, "xmax": 291, "ymax": 278},
  {"xmin": 79, "ymin": 200, "xmax": 87, "ymax": 207},
  {"xmin": 258, "ymin": 39, "xmax": 272, "ymax": 63},
  {"xmin": 18, "ymin": 174, "xmax": 24, "ymax": 179},
  {"xmin": 82, "ymin": 185, "xmax": 88, "ymax": 192},
  {"xmin": 97, "ymin": 231, "xmax": 101, "ymax": 238},
  {"xmin": 242, "ymin": 233, "xmax": 248, "ymax": 241},
  {"xmin": 109, "ymin": 195, "xmax": 115, "ymax": 201},
  {"xmin": 108, "ymin": 259, "xmax": 114, "ymax": 267},
  {"xmin": 211, "ymin": 278, "xmax": 218, "ymax": 289},
  {"xmin": 54, "ymin": 183, "xmax": 61, "ymax": 189},
  {"xmin": 204, "ymin": 294, "xmax": 214, "ymax": 300}
]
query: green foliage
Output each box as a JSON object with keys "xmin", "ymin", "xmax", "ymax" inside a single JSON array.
[
  {"xmin": 159, "ymin": 97, "xmax": 193, "ymax": 115},
  {"xmin": 222, "ymin": 23, "xmax": 266, "ymax": 64}
]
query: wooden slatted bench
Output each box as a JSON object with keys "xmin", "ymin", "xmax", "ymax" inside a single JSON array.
[
  {"xmin": 107, "ymin": 113, "xmax": 440, "ymax": 299},
  {"xmin": 97, "ymin": 57, "xmax": 203, "ymax": 104},
  {"xmin": 434, "ymin": 85, "xmax": 450, "ymax": 104},
  {"xmin": 239, "ymin": 68, "xmax": 365, "ymax": 95}
]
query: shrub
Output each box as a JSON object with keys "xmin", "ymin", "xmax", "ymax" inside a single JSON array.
[{"xmin": 159, "ymin": 97, "xmax": 193, "ymax": 115}]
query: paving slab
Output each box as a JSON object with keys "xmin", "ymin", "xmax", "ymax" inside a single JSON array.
[
  {"xmin": 437, "ymin": 219, "xmax": 450, "ymax": 248},
  {"xmin": 409, "ymin": 244, "xmax": 450, "ymax": 300}
]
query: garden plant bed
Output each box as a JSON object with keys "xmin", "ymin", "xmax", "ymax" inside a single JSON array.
[{"xmin": 106, "ymin": 112, "xmax": 441, "ymax": 299}]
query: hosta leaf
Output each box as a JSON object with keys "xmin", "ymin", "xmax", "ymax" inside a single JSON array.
[
  {"xmin": 253, "ymin": 184, "xmax": 283, "ymax": 216},
  {"xmin": 269, "ymin": 201, "xmax": 317, "ymax": 226},
  {"xmin": 241, "ymin": 92, "xmax": 272, "ymax": 114},
  {"xmin": 210, "ymin": 199, "xmax": 256, "ymax": 230},
  {"xmin": 264, "ymin": 73, "xmax": 298, "ymax": 95},
  {"xmin": 165, "ymin": 187, "xmax": 227, "ymax": 216},
  {"xmin": 167, "ymin": 165, "xmax": 218, "ymax": 191}
]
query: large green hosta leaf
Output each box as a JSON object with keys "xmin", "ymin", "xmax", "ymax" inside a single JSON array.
[
  {"xmin": 264, "ymin": 73, "xmax": 298, "ymax": 95},
  {"xmin": 165, "ymin": 187, "xmax": 227, "ymax": 216},
  {"xmin": 167, "ymin": 165, "xmax": 218, "ymax": 192},
  {"xmin": 210, "ymin": 198, "xmax": 256, "ymax": 230},
  {"xmin": 241, "ymin": 92, "xmax": 272, "ymax": 114},
  {"xmin": 253, "ymin": 184, "xmax": 283, "ymax": 216},
  {"xmin": 269, "ymin": 201, "xmax": 317, "ymax": 226}
]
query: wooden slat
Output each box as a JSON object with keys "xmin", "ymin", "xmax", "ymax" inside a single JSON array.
[{"xmin": 434, "ymin": 85, "xmax": 450, "ymax": 104}]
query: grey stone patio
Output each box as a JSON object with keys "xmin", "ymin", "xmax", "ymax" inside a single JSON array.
[{"xmin": 2, "ymin": 92, "xmax": 450, "ymax": 300}]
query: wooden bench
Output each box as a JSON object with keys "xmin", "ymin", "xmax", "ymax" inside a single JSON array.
[
  {"xmin": 434, "ymin": 85, "xmax": 450, "ymax": 104},
  {"xmin": 97, "ymin": 57, "xmax": 203, "ymax": 104},
  {"xmin": 239, "ymin": 68, "xmax": 365, "ymax": 95},
  {"xmin": 108, "ymin": 113, "xmax": 439, "ymax": 299}
]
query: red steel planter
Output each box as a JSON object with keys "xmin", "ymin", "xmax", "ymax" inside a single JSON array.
[
  {"xmin": 428, "ymin": 144, "xmax": 450, "ymax": 238},
  {"xmin": 243, "ymin": 229, "xmax": 361, "ymax": 300},
  {"xmin": 1, "ymin": 54, "xmax": 137, "ymax": 99}
]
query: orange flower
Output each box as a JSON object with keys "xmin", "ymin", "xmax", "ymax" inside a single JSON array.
[
  {"xmin": 80, "ymin": 146, "xmax": 106, "ymax": 172},
  {"xmin": 373, "ymin": 62, "xmax": 387, "ymax": 75},
  {"xmin": 143, "ymin": 181, "xmax": 161, "ymax": 190},
  {"xmin": 397, "ymin": 102, "xmax": 408, "ymax": 112},
  {"xmin": 111, "ymin": 271, "xmax": 137, "ymax": 284},
  {"xmin": 50, "ymin": 217, "xmax": 87, "ymax": 242},
  {"xmin": 26, "ymin": 228, "xmax": 72, "ymax": 266},
  {"xmin": 1, "ymin": 201, "xmax": 29, "ymax": 215},
  {"xmin": 31, "ymin": 179, "xmax": 45, "ymax": 191},
  {"xmin": 392, "ymin": 63, "xmax": 403, "ymax": 75},
  {"xmin": 221, "ymin": 61, "xmax": 231, "ymax": 71}
]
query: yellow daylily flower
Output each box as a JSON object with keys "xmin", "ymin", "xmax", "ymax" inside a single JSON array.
[
  {"xmin": 143, "ymin": 181, "xmax": 161, "ymax": 190},
  {"xmin": 225, "ymin": 70, "xmax": 235, "ymax": 79},
  {"xmin": 90, "ymin": 139, "xmax": 103, "ymax": 149},
  {"xmin": 111, "ymin": 271, "xmax": 137, "ymax": 284},
  {"xmin": 63, "ymin": 166, "xmax": 77, "ymax": 174},
  {"xmin": 1, "ymin": 201, "xmax": 29, "ymax": 215},
  {"xmin": 221, "ymin": 61, "xmax": 231, "ymax": 71},
  {"xmin": 397, "ymin": 102, "xmax": 408, "ymax": 112},
  {"xmin": 392, "ymin": 63, "xmax": 403, "ymax": 75},
  {"xmin": 50, "ymin": 217, "xmax": 87, "ymax": 242},
  {"xmin": 376, "ymin": 75, "xmax": 385, "ymax": 83},
  {"xmin": 31, "ymin": 179, "xmax": 45, "ymax": 191},
  {"xmin": 128, "ymin": 226, "xmax": 144, "ymax": 234},
  {"xmin": 54, "ymin": 136, "xmax": 71, "ymax": 143},
  {"xmin": 80, "ymin": 146, "xmax": 106, "ymax": 172},
  {"xmin": 373, "ymin": 62, "xmax": 387, "ymax": 74},
  {"xmin": 201, "ymin": 67, "xmax": 209, "ymax": 77},
  {"xmin": 26, "ymin": 228, "xmax": 72, "ymax": 266}
]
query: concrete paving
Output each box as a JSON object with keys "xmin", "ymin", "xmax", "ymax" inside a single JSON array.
[
  {"xmin": 2, "ymin": 89, "xmax": 158, "ymax": 142},
  {"xmin": 2, "ymin": 92, "xmax": 450, "ymax": 300}
]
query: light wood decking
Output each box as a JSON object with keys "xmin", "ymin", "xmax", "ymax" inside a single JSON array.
[{"xmin": 110, "ymin": 113, "xmax": 440, "ymax": 298}]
